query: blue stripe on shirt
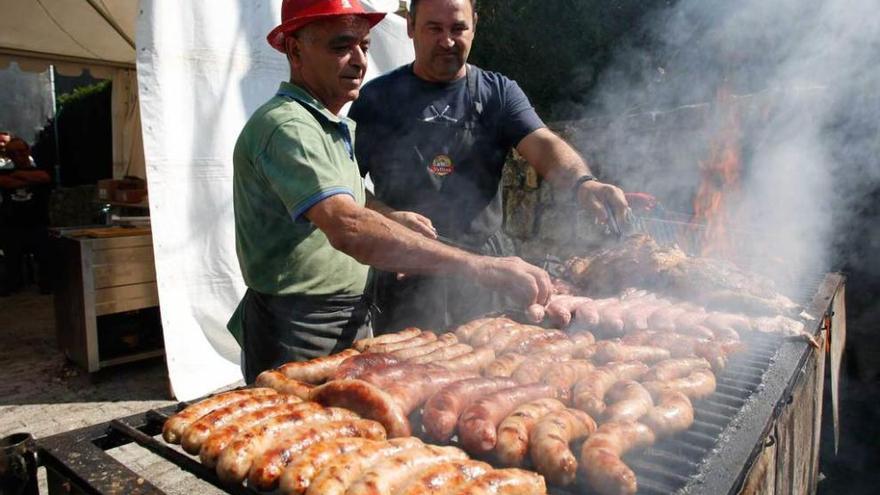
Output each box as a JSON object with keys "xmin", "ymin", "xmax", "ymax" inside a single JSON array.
[{"xmin": 291, "ymin": 187, "xmax": 355, "ymax": 222}]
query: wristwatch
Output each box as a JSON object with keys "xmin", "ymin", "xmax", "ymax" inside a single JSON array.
[{"xmin": 572, "ymin": 174, "xmax": 597, "ymax": 201}]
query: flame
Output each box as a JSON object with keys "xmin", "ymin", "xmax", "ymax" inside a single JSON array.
[{"xmin": 691, "ymin": 86, "xmax": 742, "ymax": 259}]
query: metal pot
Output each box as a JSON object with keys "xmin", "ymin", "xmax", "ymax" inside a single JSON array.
[{"xmin": 0, "ymin": 433, "xmax": 38, "ymax": 495}]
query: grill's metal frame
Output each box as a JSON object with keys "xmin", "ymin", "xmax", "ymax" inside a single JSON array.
[{"xmin": 32, "ymin": 273, "xmax": 843, "ymax": 495}]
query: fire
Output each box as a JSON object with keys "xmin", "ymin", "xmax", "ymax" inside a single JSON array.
[{"xmin": 691, "ymin": 86, "xmax": 742, "ymax": 259}]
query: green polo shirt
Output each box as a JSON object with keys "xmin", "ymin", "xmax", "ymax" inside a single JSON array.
[{"xmin": 228, "ymin": 82, "xmax": 369, "ymax": 338}]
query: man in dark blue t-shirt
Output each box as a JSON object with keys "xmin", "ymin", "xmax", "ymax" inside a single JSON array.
[{"xmin": 349, "ymin": 0, "xmax": 630, "ymax": 332}]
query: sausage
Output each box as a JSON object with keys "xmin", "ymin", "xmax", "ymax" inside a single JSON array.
[
  {"xmin": 458, "ymin": 384, "xmax": 558, "ymax": 455},
  {"xmin": 181, "ymin": 393, "xmax": 296, "ymax": 455},
  {"xmin": 642, "ymin": 358, "xmax": 711, "ymax": 382},
  {"xmin": 410, "ymin": 343, "xmax": 474, "ymax": 364},
  {"xmin": 470, "ymin": 318, "xmax": 520, "ymax": 348},
  {"xmin": 367, "ymin": 331, "xmax": 438, "ymax": 354},
  {"xmin": 494, "ymin": 398, "xmax": 566, "ymax": 467},
  {"xmin": 597, "ymin": 302, "xmax": 626, "ymax": 337},
  {"xmin": 454, "ymin": 317, "xmax": 504, "ymax": 343},
  {"xmin": 422, "ymin": 377, "xmax": 518, "ymax": 443},
  {"xmin": 704, "ymin": 312, "xmax": 751, "ymax": 333},
  {"xmin": 333, "ymin": 353, "xmax": 401, "ymax": 380},
  {"xmin": 529, "ymin": 338, "xmax": 576, "ymax": 357},
  {"xmin": 693, "ymin": 340, "xmax": 733, "ymax": 372},
  {"xmin": 570, "ymin": 298, "xmax": 616, "ymax": 331},
  {"xmin": 344, "ymin": 445, "xmax": 469, "ymax": 495},
  {"xmin": 647, "ymin": 305, "xmax": 687, "ymax": 331},
  {"xmin": 580, "ymin": 421, "xmax": 656, "ymax": 495},
  {"xmin": 642, "ymin": 369, "xmax": 717, "ymax": 400},
  {"xmin": 540, "ymin": 360, "xmax": 594, "ymax": 403},
  {"xmin": 545, "ymin": 295, "xmax": 588, "ymax": 328},
  {"xmin": 384, "ymin": 369, "xmax": 478, "ymax": 415},
  {"xmin": 502, "ymin": 330, "xmax": 568, "ymax": 355},
  {"xmin": 485, "ymin": 353, "xmax": 527, "ymax": 378},
  {"xmin": 485, "ymin": 325, "xmax": 542, "ymax": 352},
  {"xmin": 358, "ymin": 362, "xmax": 440, "ymax": 388},
  {"xmin": 673, "ymin": 311, "xmax": 709, "ymax": 334},
  {"xmin": 304, "ymin": 437, "xmax": 424, "ymax": 495},
  {"xmin": 568, "ymin": 330, "xmax": 596, "ymax": 348},
  {"xmin": 276, "ymin": 348, "xmax": 360, "ymax": 384},
  {"xmin": 354, "ymin": 327, "xmax": 421, "ymax": 352},
  {"xmin": 573, "ymin": 362, "xmax": 649, "ymax": 417},
  {"xmin": 529, "ymin": 408, "xmax": 597, "ymax": 486},
  {"xmin": 396, "ymin": 459, "xmax": 493, "ymax": 495},
  {"xmin": 594, "ymin": 341, "xmax": 671, "ymax": 364},
  {"xmin": 435, "ymin": 347, "xmax": 496, "ymax": 372},
  {"xmin": 392, "ymin": 333, "xmax": 458, "ymax": 360},
  {"xmin": 603, "ymin": 380, "xmax": 654, "ymax": 423},
  {"xmin": 247, "ymin": 418, "xmax": 387, "ymax": 491},
  {"xmin": 511, "ymin": 353, "xmax": 567, "ymax": 385},
  {"xmin": 310, "ymin": 379, "xmax": 412, "ymax": 438},
  {"xmin": 622, "ymin": 300, "xmax": 670, "ymax": 333},
  {"xmin": 526, "ymin": 304, "xmax": 546, "ymax": 323},
  {"xmin": 642, "ymin": 391, "xmax": 694, "ymax": 438},
  {"xmin": 214, "ymin": 404, "xmax": 354, "ymax": 484},
  {"xmin": 162, "ymin": 388, "xmax": 277, "ymax": 444},
  {"xmin": 199, "ymin": 397, "xmax": 306, "ymax": 468},
  {"xmin": 453, "ymin": 468, "xmax": 547, "ymax": 495},
  {"xmin": 254, "ymin": 370, "xmax": 314, "ymax": 399},
  {"xmin": 278, "ymin": 437, "xmax": 374, "ymax": 495}
]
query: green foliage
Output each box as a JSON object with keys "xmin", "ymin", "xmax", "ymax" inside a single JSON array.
[
  {"xmin": 57, "ymin": 80, "xmax": 111, "ymax": 110},
  {"xmin": 469, "ymin": 0, "xmax": 671, "ymax": 120}
]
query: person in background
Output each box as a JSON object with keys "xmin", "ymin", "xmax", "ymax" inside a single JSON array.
[
  {"xmin": 348, "ymin": 0, "xmax": 632, "ymax": 332},
  {"xmin": 0, "ymin": 137, "xmax": 53, "ymax": 295},
  {"xmin": 229, "ymin": 0, "xmax": 552, "ymax": 383},
  {"xmin": 0, "ymin": 132, "xmax": 11, "ymax": 169}
]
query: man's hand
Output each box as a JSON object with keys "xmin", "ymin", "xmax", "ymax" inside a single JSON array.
[
  {"xmin": 577, "ymin": 180, "xmax": 630, "ymax": 226},
  {"xmin": 472, "ymin": 256, "xmax": 553, "ymax": 307},
  {"xmin": 386, "ymin": 211, "xmax": 438, "ymax": 239}
]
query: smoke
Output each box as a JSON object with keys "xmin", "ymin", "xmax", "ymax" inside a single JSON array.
[{"xmin": 572, "ymin": 0, "xmax": 880, "ymax": 295}]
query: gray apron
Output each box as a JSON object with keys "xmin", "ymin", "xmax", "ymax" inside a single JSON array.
[{"xmin": 240, "ymin": 289, "xmax": 371, "ymax": 384}]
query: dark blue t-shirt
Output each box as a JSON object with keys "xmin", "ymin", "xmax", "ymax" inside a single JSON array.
[{"xmin": 350, "ymin": 64, "xmax": 544, "ymax": 243}]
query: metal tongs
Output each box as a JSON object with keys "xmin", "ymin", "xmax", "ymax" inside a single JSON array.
[{"xmin": 603, "ymin": 202, "xmax": 641, "ymax": 240}]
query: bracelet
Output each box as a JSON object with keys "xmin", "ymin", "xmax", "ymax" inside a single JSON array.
[{"xmin": 571, "ymin": 174, "xmax": 597, "ymax": 201}]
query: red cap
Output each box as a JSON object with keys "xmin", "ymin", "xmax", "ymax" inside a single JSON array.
[{"xmin": 267, "ymin": 0, "xmax": 387, "ymax": 52}]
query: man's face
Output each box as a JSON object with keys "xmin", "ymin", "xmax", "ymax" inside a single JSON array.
[
  {"xmin": 408, "ymin": 0, "xmax": 476, "ymax": 82},
  {"xmin": 0, "ymin": 134, "xmax": 10, "ymax": 156},
  {"xmin": 5, "ymin": 141, "xmax": 30, "ymax": 168},
  {"xmin": 287, "ymin": 16, "xmax": 371, "ymax": 113}
]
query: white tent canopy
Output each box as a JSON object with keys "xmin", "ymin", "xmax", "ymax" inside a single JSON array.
[
  {"xmin": 0, "ymin": 0, "xmax": 136, "ymax": 76},
  {"xmin": 0, "ymin": 0, "xmax": 143, "ymax": 179}
]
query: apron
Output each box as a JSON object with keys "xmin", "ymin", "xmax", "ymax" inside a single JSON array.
[
  {"xmin": 371, "ymin": 66, "xmax": 513, "ymax": 333},
  {"xmin": 234, "ymin": 88, "xmax": 370, "ymax": 383},
  {"xmin": 239, "ymin": 289, "xmax": 372, "ymax": 384}
]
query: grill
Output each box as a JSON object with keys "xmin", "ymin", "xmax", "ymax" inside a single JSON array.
[{"xmin": 19, "ymin": 273, "xmax": 842, "ymax": 495}]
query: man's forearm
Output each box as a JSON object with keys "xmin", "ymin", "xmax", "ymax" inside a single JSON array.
[
  {"xmin": 331, "ymin": 205, "xmax": 475, "ymax": 276},
  {"xmin": 517, "ymin": 128, "xmax": 592, "ymax": 191}
]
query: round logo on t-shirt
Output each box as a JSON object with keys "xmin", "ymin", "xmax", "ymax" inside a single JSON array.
[{"xmin": 428, "ymin": 155, "xmax": 454, "ymax": 177}]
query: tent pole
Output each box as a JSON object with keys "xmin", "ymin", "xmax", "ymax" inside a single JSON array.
[{"xmin": 49, "ymin": 64, "xmax": 61, "ymax": 186}]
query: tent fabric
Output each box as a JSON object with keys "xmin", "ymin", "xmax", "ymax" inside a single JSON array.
[
  {"xmin": 0, "ymin": 0, "xmax": 136, "ymax": 72},
  {"xmin": 1, "ymin": 0, "xmax": 145, "ymax": 179},
  {"xmin": 137, "ymin": 0, "xmax": 414, "ymax": 400}
]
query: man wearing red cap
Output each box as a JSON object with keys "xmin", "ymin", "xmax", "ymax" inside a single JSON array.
[
  {"xmin": 349, "ymin": 0, "xmax": 632, "ymax": 332},
  {"xmin": 230, "ymin": 0, "xmax": 553, "ymax": 383}
]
